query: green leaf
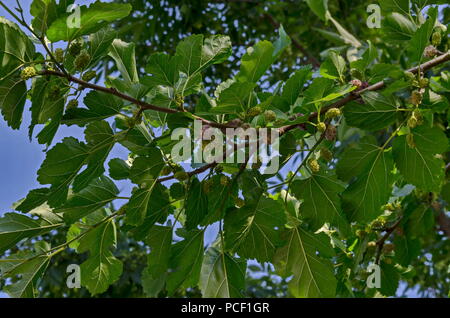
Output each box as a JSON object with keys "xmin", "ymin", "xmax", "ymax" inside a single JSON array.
[
  {"xmin": 175, "ymin": 34, "xmax": 204, "ymax": 77},
  {"xmin": 344, "ymin": 91, "xmax": 398, "ymax": 131},
  {"xmin": 224, "ymin": 196, "xmax": 286, "ymax": 262},
  {"xmin": 392, "ymin": 126, "xmax": 447, "ymax": 192},
  {"xmin": 378, "ymin": 0, "xmax": 410, "ymax": 16},
  {"xmin": 130, "ymin": 184, "xmax": 171, "ymax": 240},
  {"xmin": 236, "ymin": 41, "xmax": 274, "ymax": 83},
  {"xmin": 291, "ymin": 172, "xmax": 348, "ymax": 232},
  {"xmin": 273, "ymin": 226, "xmax": 336, "ymax": 297},
  {"xmin": 209, "ymin": 81, "xmax": 256, "ymax": 114},
  {"xmin": 350, "ymin": 40, "xmax": 378, "ymax": 73},
  {"xmin": 0, "ymin": 17, "xmax": 35, "ymax": 78},
  {"xmin": 37, "ymin": 137, "xmax": 89, "ymax": 206},
  {"xmin": 77, "ymin": 219, "xmax": 123, "ymax": 295},
  {"xmin": 199, "ymin": 245, "xmax": 246, "ymax": 298},
  {"xmin": 46, "ymin": 2, "xmax": 132, "ymax": 42},
  {"xmin": 379, "ymin": 261, "xmax": 400, "ymax": 296},
  {"xmin": 0, "ymin": 245, "xmax": 50, "ymax": 298},
  {"xmin": 72, "ymin": 121, "xmax": 115, "ymax": 192},
  {"xmin": 0, "ymin": 213, "xmax": 61, "ymax": 254},
  {"xmin": 109, "ymin": 39, "xmax": 139, "ymax": 84},
  {"xmin": 145, "ymin": 225, "xmax": 172, "ymax": 277},
  {"xmin": 281, "ymin": 66, "xmax": 313, "ymax": 106},
  {"xmin": 56, "ymin": 176, "xmax": 119, "ymax": 224},
  {"xmin": 200, "ymin": 35, "xmax": 232, "ymax": 71},
  {"xmin": 407, "ymin": 7, "xmax": 437, "ymax": 62},
  {"xmin": 144, "ymin": 52, "xmax": 179, "ymax": 87},
  {"xmin": 62, "ymin": 90, "xmax": 124, "ymax": 126},
  {"xmin": 30, "ymin": 0, "xmax": 58, "ymax": 37},
  {"xmin": 382, "ymin": 13, "xmax": 417, "ymax": 42},
  {"xmin": 129, "ymin": 151, "xmax": 164, "ymax": 186},
  {"xmin": 394, "ymin": 235, "xmax": 420, "ymax": 266},
  {"xmin": 306, "ymin": 0, "xmax": 329, "ymax": 21},
  {"xmin": 0, "ymin": 74, "xmax": 27, "ymax": 129},
  {"xmin": 126, "ymin": 152, "xmax": 166, "ymax": 226},
  {"xmin": 185, "ymin": 178, "xmax": 208, "ymax": 230},
  {"xmin": 141, "ymin": 225, "xmax": 172, "ymax": 297},
  {"xmin": 336, "ymin": 136, "xmax": 381, "ymax": 182},
  {"xmin": 341, "ymin": 145, "xmax": 394, "ymax": 223},
  {"xmin": 88, "ymin": 27, "xmax": 117, "ymax": 68},
  {"xmin": 108, "ymin": 158, "xmax": 130, "ymax": 180},
  {"xmin": 320, "ymin": 51, "xmax": 346, "ymax": 81},
  {"xmin": 167, "ymin": 229, "xmax": 204, "ymax": 295}
]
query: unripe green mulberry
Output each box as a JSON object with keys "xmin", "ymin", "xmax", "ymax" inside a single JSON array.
[
  {"xmin": 404, "ymin": 71, "xmax": 415, "ymax": 82},
  {"xmin": 20, "ymin": 66, "xmax": 37, "ymax": 80},
  {"xmin": 82, "ymin": 70, "xmax": 97, "ymax": 82},
  {"xmin": 325, "ymin": 107, "xmax": 342, "ymax": 120},
  {"xmin": 307, "ymin": 159, "xmax": 320, "ymax": 173},
  {"xmin": 73, "ymin": 50, "xmax": 91, "ymax": 71},
  {"xmin": 411, "ymin": 90, "xmax": 423, "ymax": 106},
  {"xmin": 247, "ymin": 106, "xmax": 262, "ymax": 117},
  {"xmin": 175, "ymin": 94, "xmax": 184, "ymax": 108},
  {"xmin": 66, "ymin": 99, "xmax": 78, "ymax": 110},
  {"xmin": 54, "ymin": 48, "xmax": 64, "ymax": 63},
  {"xmin": 174, "ymin": 171, "xmax": 189, "ymax": 181},
  {"xmin": 432, "ymin": 32, "xmax": 442, "ymax": 46},
  {"xmin": 68, "ymin": 40, "xmax": 83, "ymax": 57},
  {"xmin": 317, "ymin": 122, "xmax": 326, "ymax": 133},
  {"xmin": 419, "ymin": 78, "xmax": 429, "ymax": 88},
  {"xmin": 264, "ymin": 110, "xmax": 277, "ymax": 122},
  {"xmin": 220, "ymin": 175, "xmax": 229, "ymax": 186}
]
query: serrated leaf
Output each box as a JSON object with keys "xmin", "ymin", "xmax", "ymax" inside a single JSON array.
[
  {"xmin": 109, "ymin": 39, "xmax": 139, "ymax": 84},
  {"xmin": 62, "ymin": 90, "xmax": 124, "ymax": 126},
  {"xmin": 0, "ymin": 74, "xmax": 27, "ymax": 129},
  {"xmin": 209, "ymin": 82, "xmax": 256, "ymax": 114},
  {"xmin": 0, "ymin": 247, "xmax": 50, "ymax": 298},
  {"xmin": 46, "ymin": 2, "xmax": 131, "ymax": 42},
  {"xmin": 0, "ymin": 213, "xmax": 61, "ymax": 254},
  {"xmin": 224, "ymin": 196, "xmax": 286, "ymax": 262},
  {"xmin": 407, "ymin": 7, "xmax": 437, "ymax": 62},
  {"xmin": 77, "ymin": 219, "xmax": 123, "ymax": 295},
  {"xmin": 108, "ymin": 158, "xmax": 130, "ymax": 180},
  {"xmin": 291, "ymin": 172, "xmax": 348, "ymax": 232},
  {"xmin": 0, "ymin": 17, "xmax": 35, "ymax": 78},
  {"xmin": 273, "ymin": 226, "xmax": 336, "ymax": 297},
  {"xmin": 382, "ymin": 13, "xmax": 417, "ymax": 42},
  {"xmin": 167, "ymin": 229, "xmax": 204, "ymax": 295},
  {"xmin": 392, "ymin": 125, "xmax": 447, "ymax": 192},
  {"xmin": 344, "ymin": 91, "xmax": 398, "ymax": 131},
  {"xmin": 342, "ymin": 146, "xmax": 394, "ymax": 223},
  {"xmin": 88, "ymin": 27, "xmax": 117, "ymax": 68},
  {"xmin": 199, "ymin": 245, "xmax": 246, "ymax": 298},
  {"xmin": 185, "ymin": 178, "xmax": 208, "ymax": 230},
  {"xmin": 30, "ymin": 0, "xmax": 58, "ymax": 37},
  {"xmin": 281, "ymin": 66, "xmax": 313, "ymax": 106},
  {"xmin": 56, "ymin": 176, "xmax": 119, "ymax": 224},
  {"xmin": 320, "ymin": 51, "xmax": 346, "ymax": 81},
  {"xmin": 306, "ymin": 0, "xmax": 329, "ymax": 21}
]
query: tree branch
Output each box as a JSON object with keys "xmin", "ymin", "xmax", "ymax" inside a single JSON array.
[
  {"xmin": 280, "ymin": 51, "xmax": 450, "ymax": 134},
  {"xmin": 40, "ymin": 69, "xmax": 236, "ymax": 130}
]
